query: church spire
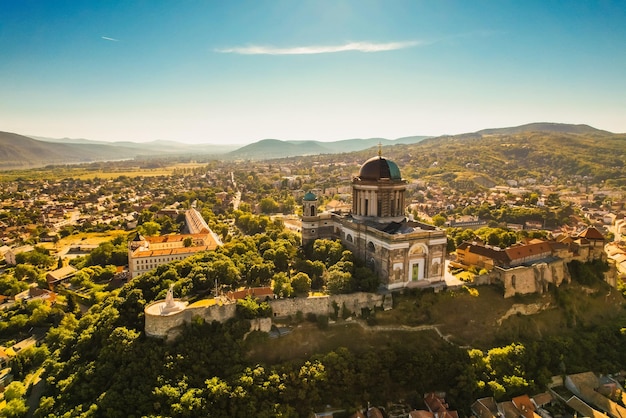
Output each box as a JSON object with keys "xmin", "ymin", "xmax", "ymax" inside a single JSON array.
[{"xmin": 378, "ymin": 141, "xmax": 382, "ymax": 157}]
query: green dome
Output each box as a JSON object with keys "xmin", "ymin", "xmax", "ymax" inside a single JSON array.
[
  {"xmin": 358, "ymin": 156, "xmax": 402, "ymax": 181},
  {"xmin": 303, "ymin": 191, "xmax": 317, "ymax": 201}
]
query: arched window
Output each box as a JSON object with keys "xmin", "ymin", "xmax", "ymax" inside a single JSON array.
[
  {"xmin": 346, "ymin": 234, "xmax": 353, "ymax": 243},
  {"xmin": 367, "ymin": 242, "xmax": 375, "ymax": 252}
]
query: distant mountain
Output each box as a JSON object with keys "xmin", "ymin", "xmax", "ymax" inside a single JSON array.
[
  {"xmin": 474, "ymin": 122, "xmax": 613, "ymax": 136},
  {"xmin": 376, "ymin": 123, "xmax": 626, "ymax": 189},
  {"xmin": 33, "ymin": 136, "xmax": 238, "ymax": 155},
  {"xmin": 227, "ymin": 136, "xmax": 429, "ymax": 160},
  {"xmin": 0, "ymin": 132, "xmax": 145, "ymax": 170},
  {"xmin": 0, "ymin": 122, "xmax": 615, "ymax": 170},
  {"xmin": 2, "ymin": 132, "xmax": 430, "ymax": 169}
]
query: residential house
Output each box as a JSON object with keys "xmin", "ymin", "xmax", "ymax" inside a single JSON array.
[
  {"xmin": 565, "ymin": 372, "xmax": 626, "ymax": 418},
  {"xmin": 511, "ymin": 394, "xmax": 542, "ymax": 418},
  {"xmin": 471, "ymin": 397, "xmax": 499, "ymax": 418},
  {"xmin": 46, "ymin": 265, "xmax": 78, "ymax": 288},
  {"xmin": 4, "ymin": 245, "xmax": 34, "ymax": 265},
  {"xmin": 424, "ymin": 392, "xmax": 459, "ymax": 418}
]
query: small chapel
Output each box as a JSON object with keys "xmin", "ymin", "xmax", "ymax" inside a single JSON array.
[{"xmin": 301, "ymin": 151, "xmax": 447, "ymax": 290}]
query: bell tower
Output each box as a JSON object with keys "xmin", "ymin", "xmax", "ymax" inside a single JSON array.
[{"xmin": 301, "ymin": 191, "xmax": 320, "ymax": 246}]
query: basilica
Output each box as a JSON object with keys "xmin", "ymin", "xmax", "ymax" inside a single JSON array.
[{"xmin": 301, "ymin": 151, "xmax": 447, "ymax": 290}]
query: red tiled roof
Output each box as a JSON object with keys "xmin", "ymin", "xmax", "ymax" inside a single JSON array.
[
  {"xmin": 133, "ymin": 245, "xmax": 211, "ymax": 258},
  {"xmin": 458, "ymin": 242, "xmax": 510, "ymax": 264},
  {"xmin": 227, "ymin": 287, "xmax": 274, "ymax": 300},
  {"xmin": 145, "ymin": 233, "xmax": 213, "ymax": 244},
  {"xmin": 578, "ymin": 227, "xmax": 604, "ymax": 240},
  {"xmin": 505, "ymin": 242, "xmax": 552, "ymax": 261}
]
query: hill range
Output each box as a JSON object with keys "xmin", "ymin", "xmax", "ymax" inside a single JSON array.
[
  {"xmin": 0, "ymin": 131, "xmax": 429, "ymax": 170},
  {"xmin": 0, "ymin": 122, "xmax": 621, "ymax": 170}
]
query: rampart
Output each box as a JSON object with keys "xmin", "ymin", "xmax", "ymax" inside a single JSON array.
[
  {"xmin": 145, "ymin": 292, "xmax": 388, "ymax": 339},
  {"xmin": 270, "ymin": 292, "xmax": 386, "ymax": 318},
  {"xmin": 496, "ymin": 259, "xmax": 570, "ymax": 298}
]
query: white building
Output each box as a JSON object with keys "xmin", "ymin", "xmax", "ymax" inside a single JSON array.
[{"xmin": 128, "ymin": 209, "xmax": 222, "ymax": 279}]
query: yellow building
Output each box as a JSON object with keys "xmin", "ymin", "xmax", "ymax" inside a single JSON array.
[{"xmin": 128, "ymin": 209, "xmax": 222, "ymax": 278}]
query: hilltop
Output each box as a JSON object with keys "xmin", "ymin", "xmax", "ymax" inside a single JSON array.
[
  {"xmin": 226, "ymin": 136, "xmax": 429, "ymax": 159},
  {"xmin": 1, "ymin": 123, "xmax": 623, "ymax": 180}
]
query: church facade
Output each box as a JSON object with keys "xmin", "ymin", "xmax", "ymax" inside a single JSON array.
[{"xmin": 301, "ymin": 153, "xmax": 447, "ymax": 290}]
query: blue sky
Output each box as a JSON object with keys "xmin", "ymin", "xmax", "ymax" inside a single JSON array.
[{"xmin": 1, "ymin": 0, "xmax": 625, "ymax": 144}]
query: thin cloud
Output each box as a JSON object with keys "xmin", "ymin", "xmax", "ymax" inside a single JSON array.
[
  {"xmin": 215, "ymin": 41, "xmax": 422, "ymax": 55},
  {"xmin": 101, "ymin": 36, "xmax": 120, "ymax": 42}
]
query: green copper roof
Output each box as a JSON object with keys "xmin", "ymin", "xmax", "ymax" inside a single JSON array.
[{"xmin": 303, "ymin": 191, "xmax": 317, "ymax": 201}]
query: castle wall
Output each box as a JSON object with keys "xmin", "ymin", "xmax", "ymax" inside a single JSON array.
[
  {"xmin": 270, "ymin": 292, "xmax": 386, "ymax": 318},
  {"xmin": 145, "ymin": 292, "xmax": 387, "ymax": 338},
  {"xmin": 496, "ymin": 259, "xmax": 570, "ymax": 298},
  {"xmin": 185, "ymin": 302, "xmax": 237, "ymax": 324}
]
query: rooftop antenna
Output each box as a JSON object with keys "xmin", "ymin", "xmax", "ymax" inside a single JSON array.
[{"xmin": 378, "ymin": 141, "xmax": 382, "ymax": 158}]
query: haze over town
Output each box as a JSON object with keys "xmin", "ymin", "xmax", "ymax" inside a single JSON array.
[{"xmin": 2, "ymin": 1, "xmax": 626, "ymax": 144}]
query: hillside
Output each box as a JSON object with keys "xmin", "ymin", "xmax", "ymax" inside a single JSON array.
[
  {"xmin": 474, "ymin": 122, "xmax": 614, "ymax": 136},
  {"xmin": 2, "ymin": 122, "xmax": 622, "ymax": 176},
  {"xmin": 226, "ymin": 136, "xmax": 429, "ymax": 160},
  {"xmin": 374, "ymin": 125, "xmax": 626, "ymax": 188},
  {"xmin": 248, "ymin": 281, "xmax": 626, "ymax": 365},
  {"xmin": 0, "ymin": 131, "xmax": 427, "ymax": 169},
  {"xmin": 34, "ymin": 136, "xmax": 238, "ymax": 155},
  {"xmin": 0, "ymin": 132, "xmax": 145, "ymax": 170}
]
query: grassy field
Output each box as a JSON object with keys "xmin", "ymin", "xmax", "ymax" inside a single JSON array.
[
  {"xmin": 0, "ymin": 162, "xmax": 208, "ymax": 182},
  {"xmin": 247, "ymin": 280, "xmax": 626, "ymax": 365},
  {"xmin": 39, "ymin": 230, "xmax": 129, "ymax": 252},
  {"xmin": 246, "ymin": 320, "xmax": 447, "ymax": 365}
]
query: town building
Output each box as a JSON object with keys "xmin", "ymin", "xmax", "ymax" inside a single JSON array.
[
  {"xmin": 128, "ymin": 209, "xmax": 222, "ymax": 279},
  {"xmin": 454, "ymin": 227, "xmax": 607, "ymax": 297},
  {"xmin": 46, "ymin": 265, "xmax": 78, "ymax": 288},
  {"xmin": 4, "ymin": 245, "xmax": 34, "ymax": 266},
  {"xmin": 301, "ymin": 151, "xmax": 447, "ymax": 290}
]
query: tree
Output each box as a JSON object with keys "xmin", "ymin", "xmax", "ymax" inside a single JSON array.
[
  {"xmin": 138, "ymin": 221, "xmax": 161, "ymax": 236},
  {"xmin": 272, "ymin": 272, "xmax": 293, "ymax": 298},
  {"xmin": 4, "ymin": 381, "xmax": 26, "ymax": 401},
  {"xmin": 432, "ymin": 214, "xmax": 447, "ymax": 227},
  {"xmin": 236, "ymin": 296, "xmax": 271, "ymax": 319},
  {"xmin": 311, "ymin": 239, "xmax": 344, "ymax": 267},
  {"xmin": 13, "ymin": 264, "xmax": 39, "ymax": 281},
  {"xmin": 291, "ymin": 272, "xmax": 311, "ymax": 296},
  {"xmin": 2, "ymin": 399, "xmax": 28, "ymax": 417},
  {"xmin": 16, "ymin": 247, "xmax": 54, "ymax": 268},
  {"xmin": 326, "ymin": 269, "xmax": 353, "ymax": 294},
  {"xmin": 0, "ymin": 275, "xmax": 28, "ymax": 296},
  {"xmin": 259, "ymin": 197, "xmax": 280, "ymax": 214}
]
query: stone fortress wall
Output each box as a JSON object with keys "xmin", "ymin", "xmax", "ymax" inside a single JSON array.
[
  {"xmin": 145, "ymin": 292, "xmax": 390, "ymax": 339},
  {"xmin": 497, "ymin": 259, "xmax": 570, "ymax": 298}
]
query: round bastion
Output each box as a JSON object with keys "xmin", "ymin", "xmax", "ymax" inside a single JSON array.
[{"xmin": 144, "ymin": 285, "xmax": 188, "ymax": 338}]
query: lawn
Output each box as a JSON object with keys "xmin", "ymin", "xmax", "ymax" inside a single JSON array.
[{"xmin": 39, "ymin": 230, "xmax": 129, "ymax": 253}]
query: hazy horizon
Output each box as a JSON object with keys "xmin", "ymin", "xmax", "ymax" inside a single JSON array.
[{"xmin": 2, "ymin": 1, "xmax": 625, "ymax": 145}]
